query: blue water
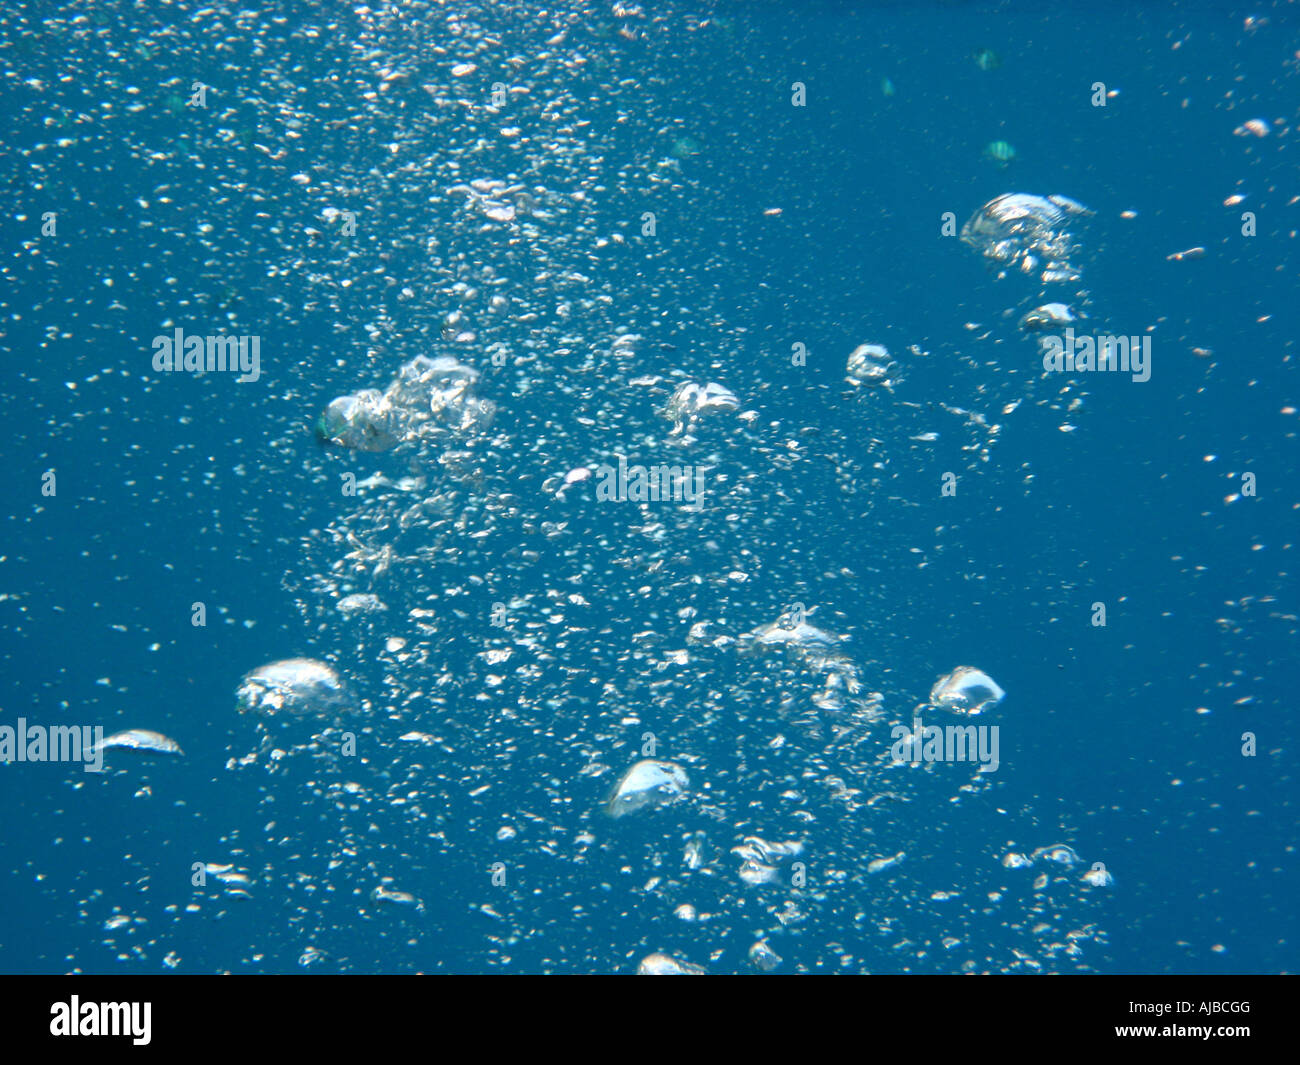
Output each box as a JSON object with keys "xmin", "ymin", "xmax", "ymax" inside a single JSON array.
[{"xmin": 0, "ymin": 1, "xmax": 1295, "ymax": 974}]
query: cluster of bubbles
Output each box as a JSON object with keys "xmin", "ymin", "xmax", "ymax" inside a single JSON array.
[
  {"xmin": 961, "ymin": 193, "xmax": 1102, "ymax": 373},
  {"xmin": 316, "ymin": 356, "xmax": 497, "ymax": 453},
  {"xmin": 8, "ymin": 1, "xmax": 1133, "ymax": 973},
  {"xmin": 239, "ymin": 168, "xmax": 1117, "ymax": 969}
]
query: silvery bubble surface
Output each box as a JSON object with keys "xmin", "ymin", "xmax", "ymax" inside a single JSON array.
[
  {"xmin": 607, "ymin": 760, "xmax": 691, "ymax": 819},
  {"xmin": 662, "ymin": 381, "xmax": 742, "ymax": 436},
  {"xmin": 929, "ymin": 667, "xmax": 1007, "ymax": 716},
  {"xmin": 235, "ymin": 659, "xmax": 357, "ymax": 720},
  {"xmin": 96, "ymin": 730, "xmax": 185, "ymax": 757},
  {"xmin": 960, "ymin": 193, "xmax": 1093, "ymax": 290},
  {"xmin": 1019, "ymin": 303, "xmax": 1079, "ymax": 332},
  {"xmin": 845, "ymin": 343, "xmax": 898, "ymax": 389},
  {"xmin": 637, "ymin": 952, "xmax": 706, "ymax": 975}
]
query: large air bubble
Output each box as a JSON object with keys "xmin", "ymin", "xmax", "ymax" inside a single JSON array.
[{"xmin": 960, "ymin": 192, "xmax": 1092, "ymax": 288}]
